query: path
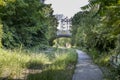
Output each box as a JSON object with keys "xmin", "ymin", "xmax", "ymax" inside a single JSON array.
[{"xmin": 72, "ymin": 50, "xmax": 103, "ymax": 80}]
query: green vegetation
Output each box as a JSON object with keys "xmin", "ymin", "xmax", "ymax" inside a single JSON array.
[
  {"xmin": 71, "ymin": 0, "xmax": 120, "ymax": 79},
  {"xmin": 0, "ymin": 48, "xmax": 77, "ymax": 80},
  {"xmin": 0, "ymin": 0, "xmax": 57, "ymax": 49},
  {"xmin": 0, "ymin": 21, "xmax": 2, "ymax": 48},
  {"xmin": 2, "ymin": 0, "xmax": 120, "ymax": 79},
  {"xmin": 53, "ymin": 38, "xmax": 71, "ymax": 48},
  {"xmin": 0, "ymin": 0, "xmax": 77, "ymax": 80}
]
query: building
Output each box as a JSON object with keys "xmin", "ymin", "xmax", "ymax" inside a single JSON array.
[
  {"xmin": 55, "ymin": 14, "xmax": 72, "ymax": 36},
  {"xmin": 55, "ymin": 14, "xmax": 71, "ymax": 30},
  {"xmin": 60, "ymin": 17, "xmax": 71, "ymax": 30}
]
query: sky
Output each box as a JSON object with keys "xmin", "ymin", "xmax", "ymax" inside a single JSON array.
[{"xmin": 45, "ymin": 0, "xmax": 89, "ymax": 18}]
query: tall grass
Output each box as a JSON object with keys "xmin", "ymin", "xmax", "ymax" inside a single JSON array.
[
  {"xmin": 0, "ymin": 48, "xmax": 77, "ymax": 80},
  {"xmin": 0, "ymin": 49, "xmax": 49, "ymax": 79},
  {"xmin": 27, "ymin": 49, "xmax": 77, "ymax": 80}
]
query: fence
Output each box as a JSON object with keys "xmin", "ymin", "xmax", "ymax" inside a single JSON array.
[{"xmin": 110, "ymin": 54, "xmax": 120, "ymax": 68}]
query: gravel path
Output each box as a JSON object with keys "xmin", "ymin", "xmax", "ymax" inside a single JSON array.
[{"xmin": 72, "ymin": 50, "xmax": 103, "ymax": 80}]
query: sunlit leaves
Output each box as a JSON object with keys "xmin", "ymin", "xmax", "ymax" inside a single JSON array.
[
  {"xmin": 0, "ymin": 0, "xmax": 16, "ymax": 6},
  {"xmin": 0, "ymin": 0, "xmax": 57, "ymax": 48},
  {"xmin": 0, "ymin": 0, "xmax": 6, "ymax": 6},
  {"xmin": 72, "ymin": 1, "xmax": 120, "ymax": 79},
  {"xmin": 0, "ymin": 22, "xmax": 3, "ymax": 47},
  {"xmin": 72, "ymin": 0, "xmax": 120, "ymax": 52}
]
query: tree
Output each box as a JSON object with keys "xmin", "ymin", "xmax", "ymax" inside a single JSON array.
[
  {"xmin": 0, "ymin": 0, "xmax": 57, "ymax": 48},
  {"xmin": 72, "ymin": 0, "xmax": 119, "ymax": 52},
  {"xmin": 0, "ymin": 20, "xmax": 3, "ymax": 47}
]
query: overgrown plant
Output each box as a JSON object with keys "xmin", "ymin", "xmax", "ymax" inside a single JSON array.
[
  {"xmin": 71, "ymin": 0, "xmax": 120, "ymax": 79},
  {"xmin": 0, "ymin": 22, "xmax": 3, "ymax": 48},
  {"xmin": 0, "ymin": 48, "xmax": 77, "ymax": 80},
  {"xmin": 0, "ymin": 0, "xmax": 57, "ymax": 49}
]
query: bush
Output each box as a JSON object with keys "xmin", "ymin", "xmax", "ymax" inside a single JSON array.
[
  {"xmin": 0, "ymin": 23, "xmax": 3, "ymax": 48},
  {"xmin": 0, "ymin": 49, "xmax": 49, "ymax": 79},
  {"xmin": 27, "ymin": 49, "xmax": 77, "ymax": 80},
  {"xmin": 0, "ymin": 48, "xmax": 77, "ymax": 80}
]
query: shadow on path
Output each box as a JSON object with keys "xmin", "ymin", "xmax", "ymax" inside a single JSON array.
[{"xmin": 72, "ymin": 50, "xmax": 103, "ymax": 80}]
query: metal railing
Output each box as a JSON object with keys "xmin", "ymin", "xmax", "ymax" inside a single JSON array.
[
  {"xmin": 56, "ymin": 30, "xmax": 72, "ymax": 37},
  {"xmin": 110, "ymin": 54, "xmax": 120, "ymax": 68}
]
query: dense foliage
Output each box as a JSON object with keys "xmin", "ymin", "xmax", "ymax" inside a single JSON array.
[
  {"xmin": 72, "ymin": 0, "xmax": 120, "ymax": 56},
  {"xmin": 72, "ymin": 0, "xmax": 120, "ymax": 79},
  {"xmin": 53, "ymin": 37, "xmax": 71, "ymax": 48},
  {"xmin": 0, "ymin": 0, "xmax": 57, "ymax": 49},
  {"xmin": 0, "ymin": 21, "xmax": 2, "ymax": 47}
]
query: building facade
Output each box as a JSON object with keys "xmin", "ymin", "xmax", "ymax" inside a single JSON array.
[{"xmin": 55, "ymin": 14, "xmax": 72, "ymax": 36}]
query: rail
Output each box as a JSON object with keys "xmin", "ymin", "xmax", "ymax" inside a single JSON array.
[{"xmin": 110, "ymin": 54, "xmax": 120, "ymax": 68}]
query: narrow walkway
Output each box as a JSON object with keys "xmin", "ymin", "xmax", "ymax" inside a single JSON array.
[{"xmin": 72, "ymin": 50, "xmax": 103, "ymax": 80}]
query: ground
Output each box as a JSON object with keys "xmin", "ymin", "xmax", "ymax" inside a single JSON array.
[{"xmin": 72, "ymin": 50, "xmax": 103, "ymax": 80}]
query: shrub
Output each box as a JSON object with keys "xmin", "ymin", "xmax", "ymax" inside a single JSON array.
[{"xmin": 0, "ymin": 23, "xmax": 3, "ymax": 48}]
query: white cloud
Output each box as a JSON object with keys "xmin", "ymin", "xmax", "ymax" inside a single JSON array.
[{"xmin": 45, "ymin": 0, "xmax": 89, "ymax": 18}]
